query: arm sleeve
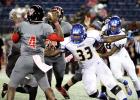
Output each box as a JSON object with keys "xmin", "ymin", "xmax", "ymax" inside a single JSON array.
[
  {"xmin": 11, "ymin": 22, "xmax": 22, "ymax": 43},
  {"xmin": 87, "ymin": 30, "xmax": 102, "ymax": 41},
  {"xmin": 11, "ymin": 32, "xmax": 21, "ymax": 43},
  {"xmin": 94, "ymin": 31, "xmax": 102, "ymax": 42},
  {"xmin": 47, "ymin": 33, "xmax": 64, "ymax": 42},
  {"xmin": 62, "ymin": 22, "xmax": 72, "ymax": 35},
  {"xmin": 101, "ymin": 24, "xmax": 108, "ymax": 32},
  {"xmin": 113, "ymin": 31, "xmax": 127, "ymax": 48},
  {"xmin": 113, "ymin": 38, "xmax": 127, "ymax": 48},
  {"xmin": 60, "ymin": 43, "xmax": 66, "ymax": 53},
  {"xmin": 60, "ymin": 37, "xmax": 71, "ymax": 52},
  {"xmin": 43, "ymin": 23, "xmax": 54, "ymax": 36}
]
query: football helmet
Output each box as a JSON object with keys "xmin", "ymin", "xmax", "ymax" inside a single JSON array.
[
  {"xmin": 70, "ymin": 23, "xmax": 87, "ymax": 44},
  {"xmin": 27, "ymin": 5, "xmax": 44, "ymax": 22},
  {"xmin": 108, "ymin": 15, "xmax": 121, "ymax": 35},
  {"xmin": 50, "ymin": 6, "xmax": 64, "ymax": 22}
]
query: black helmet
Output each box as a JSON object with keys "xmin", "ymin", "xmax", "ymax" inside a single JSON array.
[
  {"xmin": 50, "ymin": 6, "xmax": 64, "ymax": 22},
  {"xmin": 27, "ymin": 5, "xmax": 44, "ymax": 22}
]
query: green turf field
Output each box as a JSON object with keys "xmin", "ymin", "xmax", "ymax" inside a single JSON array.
[{"xmin": 0, "ymin": 67, "xmax": 139, "ymax": 100}]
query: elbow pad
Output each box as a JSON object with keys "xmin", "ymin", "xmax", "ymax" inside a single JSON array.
[
  {"xmin": 11, "ymin": 32, "xmax": 20, "ymax": 43},
  {"xmin": 47, "ymin": 33, "xmax": 64, "ymax": 42},
  {"xmin": 99, "ymin": 38, "xmax": 104, "ymax": 43}
]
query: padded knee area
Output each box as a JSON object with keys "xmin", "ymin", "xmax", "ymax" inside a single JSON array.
[
  {"xmin": 111, "ymin": 85, "xmax": 121, "ymax": 95},
  {"xmin": 72, "ymin": 73, "xmax": 82, "ymax": 83},
  {"xmin": 89, "ymin": 91, "xmax": 99, "ymax": 98}
]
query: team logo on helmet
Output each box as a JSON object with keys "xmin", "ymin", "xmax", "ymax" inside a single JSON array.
[
  {"xmin": 27, "ymin": 5, "xmax": 44, "ymax": 22},
  {"xmin": 107, "ymin": 15, "xmax": 121, "ymax": 35},
  {"xmin": 70, "ymin": 23, "xmax": 87, "ymax": 44}
]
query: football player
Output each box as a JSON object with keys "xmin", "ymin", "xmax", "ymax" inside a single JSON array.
[
  {"xmin": 44, "ymin": 6, "xmax": 72, "ymax": 99},
  {"xmin": 103, "ymin": 16, "xmax": 140, "ymax": 100},
  {"xmin": 61, "ymin": 23, "xmax": 129, "ymax": 100},
  {"xmin": 1, "ymin": 7, "xmax": 38, "ymax": 100},
  {"xmin": 63, "ymin": 14, "xmax": 126, "ymax": 100},
  {"xmin": 6, "ymin": 5, "xmax": 57, "ymax": 100},
  {"xmin": 1, "ymin": 41, "xmax": 38, "ymax": 100}
]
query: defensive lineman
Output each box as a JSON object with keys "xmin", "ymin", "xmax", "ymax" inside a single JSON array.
[
  {"xmin": 103, "ymin": 16, "xmax": 140, "ymax": 100},
  {"xmin": 61, "ymin": 23, "xmax": 128, "ymax": 100}
]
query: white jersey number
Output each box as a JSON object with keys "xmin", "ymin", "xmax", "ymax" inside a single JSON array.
[
  {"xmin": 105, "ymin": 43, "xmax": 111, "ymax": 49},
  {"xmin": 76, "ymin": 46, "xmax": 93, "ymax": 61}
]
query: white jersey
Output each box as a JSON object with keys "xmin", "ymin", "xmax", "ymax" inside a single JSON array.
[
  {"xmin": 102, "ymin": 24, "xmax": 128, "ymax": 55},
  {"xmin": 61, "ymin": 29, "xmax": 102, "ymax": 67},
  {"xmin": 103, "ymin": 26, "xmax": 140, "ymax": 91},
  {"xmin": 106, "ymin": 31, "xmax": 127, "ymax": 56},
  {"xmin": 101, "ymin": 24, "xmax": 108, "ymax": 32},
  {"xmin": 61, "ymin": 29, "xmax": 120, "ymax": 96}
]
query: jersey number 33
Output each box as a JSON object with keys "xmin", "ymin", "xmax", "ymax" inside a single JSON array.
[{"xmin": 76, "ymin": 46, "xmax": 93, "ymax": 61}]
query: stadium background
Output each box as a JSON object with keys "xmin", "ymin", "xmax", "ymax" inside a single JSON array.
[{"xmin": 0, "ymin": 0, "xmax": 140, "ymax": 100}]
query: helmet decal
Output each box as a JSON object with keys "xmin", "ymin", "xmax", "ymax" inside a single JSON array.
[
  {"xmin": 27, "ymin": 5, "xmax": 44, "ymax": 22},
  {"xmin": 70, "ymin": 23, "xmax": 86, "ymax": 44},
  {"xmin": 108, "ymin": 15, "xmax": 121, "ymax": 35}
]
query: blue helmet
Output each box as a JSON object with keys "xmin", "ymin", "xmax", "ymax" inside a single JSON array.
[
  {"xmin": 70, "ymin": 23, "xmax": 86, "ymax": 44},
  {"xmin": 108, "ymin": 16, "xmax": 121, "ymax": 35}
]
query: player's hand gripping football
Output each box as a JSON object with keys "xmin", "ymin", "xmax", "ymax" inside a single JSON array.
[{"xmin": 47, "ymin": 10, "xmax": 59, "ymax": 23}]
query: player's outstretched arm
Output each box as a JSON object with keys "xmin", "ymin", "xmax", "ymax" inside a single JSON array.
[
  {"xmin": 134, "ymin": 36, "xmax": 140, "ymax": 41},
  {"xmin": 99, "ymin": 46, "xmax": 118, "ymax": 57},
  {"xmin": 11, "ymin": 32, "xmax": 21, "ymax": 43},
  {"xmin": 101, "ymin": 35, "xmax": 127, "ymax": 43},
  {"xmin": 53, "ymin": 21, "xmax": 64, "ymax": 38},
  {"xmin": 47, "ymin": 11, "xmax": 64, "ymax": 39}
]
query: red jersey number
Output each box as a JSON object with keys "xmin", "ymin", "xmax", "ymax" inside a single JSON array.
[{"xmin": 28, "ymin": 35, "xmax": 36, "ymax": 49}]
